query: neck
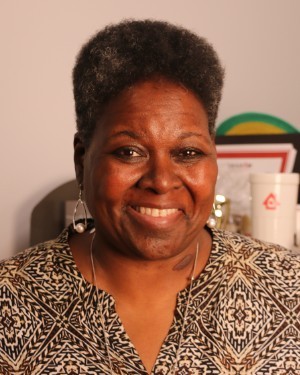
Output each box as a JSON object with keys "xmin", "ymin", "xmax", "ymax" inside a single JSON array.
[{"xmin": 90, "ymin": 230, "xmax": 211, "ymax": 302}]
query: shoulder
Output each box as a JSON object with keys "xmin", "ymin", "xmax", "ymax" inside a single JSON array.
[
  {"xmin": 205, "ymin": 229, "xmax": 300, "ymax": 369},
  {"xmin": 211, "ymin": 228, "xmax": 300, "ymax": 292},
  {"xmin": 0, "ymin": 228, "xmax": 73, "ymax": 295},
  {"xmin": 0, "ymin": 228, "xmax": 86, "ymax": 372},
  {"xmin": 212, "ymin": 227, "xmax": 296, "ymax": 258},
  {"xmin": 0, "ymin": 229, "xmax": 79, "ymax": 334}
]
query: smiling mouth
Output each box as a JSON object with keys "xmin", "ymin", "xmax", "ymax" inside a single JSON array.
[{"xmin": 133, "ymin": 206, "xmax": 180, "ymax": 217}]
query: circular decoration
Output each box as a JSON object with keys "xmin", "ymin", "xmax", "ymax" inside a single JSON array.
[{"xmin": 216, "ymin": 112, "xmax": 299, "ymax": 136}]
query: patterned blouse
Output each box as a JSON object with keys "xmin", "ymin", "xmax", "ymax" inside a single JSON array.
[{"xmin": 0, "ymin": 226, "xmax": 300, "ymax": 374}]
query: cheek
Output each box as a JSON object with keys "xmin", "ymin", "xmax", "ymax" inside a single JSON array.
[
  {"xmin": 85, "ymin": 160, "xmax": 138, "ymax": 213},
  {"xmin": 190, "ymin": 161, "xmax": 218, "ymax": 204}
]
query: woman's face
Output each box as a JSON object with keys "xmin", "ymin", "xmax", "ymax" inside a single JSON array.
[{"xmin": 75, "ymin": 79, "xmax": 218, "ymax": 260}]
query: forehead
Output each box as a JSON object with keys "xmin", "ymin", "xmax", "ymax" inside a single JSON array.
[{"xmin": 94, "ymin": 79, "xmax": 210, "ymax": 140}]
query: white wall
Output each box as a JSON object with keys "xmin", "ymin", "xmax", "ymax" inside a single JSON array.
[{"xmin": 1, "ymin": 0, "xmax": 299, "ymax": 259}]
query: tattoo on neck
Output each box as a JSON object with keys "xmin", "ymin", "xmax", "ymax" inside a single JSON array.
[{"xmin": 173, "ymin": 254, "xmax": 193, "ymax": 271}]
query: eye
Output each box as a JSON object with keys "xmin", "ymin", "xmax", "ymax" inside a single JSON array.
[
  {"xmin": 174, "ymin": 148, "xmax": 204, "ymax": 161},
  {"xmin": 180, "ymin": 149, "xmax": 198, "ymax": 157},
  {"xmin": 113, "ymin": 146, "xmax": 146, "ymax": 161}
]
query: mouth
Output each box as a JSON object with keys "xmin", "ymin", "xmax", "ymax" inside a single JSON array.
[
  {"xmin": 133, "ymin": 206, "xmax": 180, "ymax": 217},
  {"xmin": 128, "ymin": 205, "xmax": 184, "ymax": 229}
]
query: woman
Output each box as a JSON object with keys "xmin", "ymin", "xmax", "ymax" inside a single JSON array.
[{"xmin": 1, "ymin": 20, "xmax": 299, "ymax": 375}]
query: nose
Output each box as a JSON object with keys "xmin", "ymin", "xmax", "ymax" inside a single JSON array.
[{"xmin": 137, "ymin": 154, "xmax": 182, "ymax": 194}]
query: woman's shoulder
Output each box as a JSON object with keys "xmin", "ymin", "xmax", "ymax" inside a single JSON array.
[
  {"xmin": 213, "ymin": 227, "xmax": 296, "ymax": 257},
  {"xmin": 212, "ymin": 228, "xmax": 300, "ymax": 288},
  {"xmin": 0, "ymin": 228, "xmax": 71, "ymax": 280}
]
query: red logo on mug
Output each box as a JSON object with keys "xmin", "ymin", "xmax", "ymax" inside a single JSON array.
[{"xmin": 263, "ymin": 193, "xmax": 280, "ymax": 210}]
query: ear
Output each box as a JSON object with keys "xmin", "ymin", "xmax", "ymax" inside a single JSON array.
[{"xmin": 73, "ymin": 132, "xmax": 86, "ymax": 187}]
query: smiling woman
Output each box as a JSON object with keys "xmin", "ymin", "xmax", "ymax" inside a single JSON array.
[
  {"xmin": 1, "ymin": 19, "xmax": 300, "ymax": 375},
  {"xmin": 74, "ymin": 79, "xmax": 217, "ymax": 263}
]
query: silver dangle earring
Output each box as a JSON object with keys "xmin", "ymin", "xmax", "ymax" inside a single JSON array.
[
  {"xmin": 73, "ymin": 186, "xmax": 88, "ymax": 233},
  {"xmin": 206, "ymin": 204, "xmax": 217, "ymax": 229}
]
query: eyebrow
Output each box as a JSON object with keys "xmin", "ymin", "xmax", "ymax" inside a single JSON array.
[
  {"xmin": 109, "ymin": 130, "xmax": 141, "ymax": 140},
  {"xmin": 108, "ymin": 130, "xmax": 210, "ymax": 142},
  {"xmin": 178, "ymin": 132, "xmax": 203, "ymax": 139},
  {"xmin": 178, "ymin": 132, "xmax": 211, "ymax": 142}
]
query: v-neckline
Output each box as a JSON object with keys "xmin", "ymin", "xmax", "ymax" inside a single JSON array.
[{"xmin": 61, "ymin": 225, "xmax": 218, "ymax": 373}]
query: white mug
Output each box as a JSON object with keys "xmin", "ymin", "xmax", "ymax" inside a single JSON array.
[{"xmin": 250, "ymin": 173, "xmax": 299, "ymax": 249}]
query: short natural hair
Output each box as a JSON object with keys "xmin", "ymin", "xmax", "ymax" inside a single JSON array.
[{"xmin": 73, "ymin": 19, "xmax": 224, "ymax": 145}]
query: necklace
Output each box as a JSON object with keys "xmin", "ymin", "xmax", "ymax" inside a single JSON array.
[{"xmin": 90, "ymin": 233, "xmax": 199, "ymax": 375}]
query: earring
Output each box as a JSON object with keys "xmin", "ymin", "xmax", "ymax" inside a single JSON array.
[
  {"xmin": 206, "ymin": 204, "xmax": 218, "ymax": 229},
  {"xmin": 73, "ymin": 186, "xmax": 88, "ymax": 233}
]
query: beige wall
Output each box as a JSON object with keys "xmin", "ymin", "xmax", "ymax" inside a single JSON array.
[{"xmin": 1, "ymin": 0, "xmax": 300, "ymax": 259}]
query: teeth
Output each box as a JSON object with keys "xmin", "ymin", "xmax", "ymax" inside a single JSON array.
[{"xmin": 135, "ymin": 207, "xmax": 178, "ymax": 217}]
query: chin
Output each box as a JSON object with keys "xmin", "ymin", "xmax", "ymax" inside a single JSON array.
[{"xmin": 128, "ymin": 236, "xmax": 189, "ymax": 261}]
